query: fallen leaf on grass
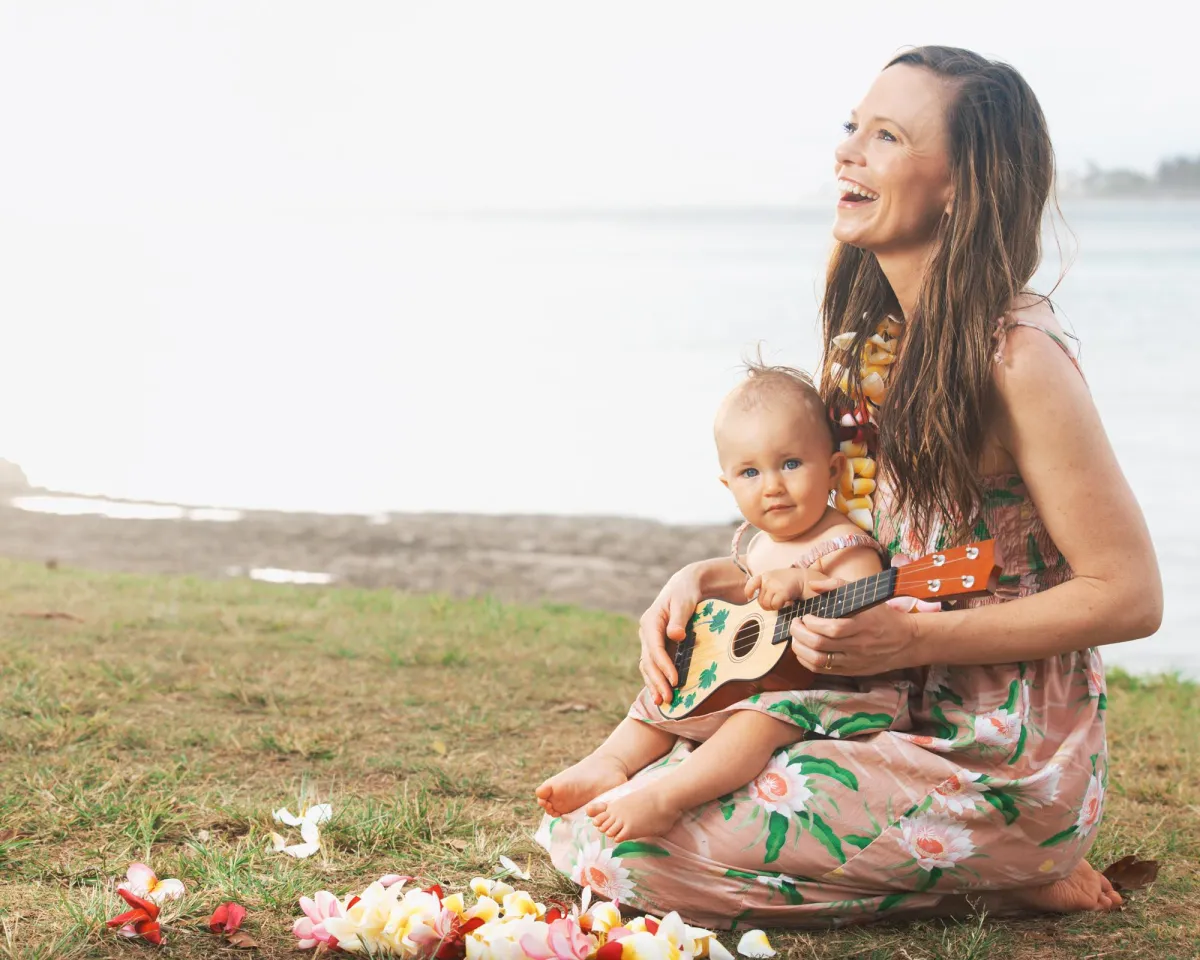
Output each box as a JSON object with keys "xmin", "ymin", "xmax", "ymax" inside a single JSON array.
[
  {"xmin": 0, "ymin": 829, "xmax": 18, "ymax": 843},
  {"xmin": 445, "ymin": 838, "xmax": 471, "ymax": 851},
  {"xmin": 17, "ymin": 611, "xmax": 83, "ymax": 622},
  {"xmin": 224, "ymin": 930, "xmax": 259, "ymax": 949},
  {"xmin": 1102, "ymin": 855, "xmax": 1160, "ymax": 892},
  {"xmin": 431, "ymin": 740, "xmax": 447, "ymax": 756},
  {"xmin": 551, "ymin": 703, "xmax": 592, "ymax": 713}
]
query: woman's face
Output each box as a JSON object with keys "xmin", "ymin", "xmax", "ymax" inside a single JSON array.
[{"xmin": 832, "ymin": 64, "xmax": 956, "ymax": 256}]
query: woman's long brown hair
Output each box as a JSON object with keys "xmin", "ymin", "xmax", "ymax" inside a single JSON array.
[{"xmin": 820, "ymin": 45, "xmax": 1056, "ymax": 544}]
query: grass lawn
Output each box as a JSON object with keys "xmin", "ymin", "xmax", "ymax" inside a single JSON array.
[{"xmin": 0, "ymin": 557, "xmax": 1196, "ymax": 959}]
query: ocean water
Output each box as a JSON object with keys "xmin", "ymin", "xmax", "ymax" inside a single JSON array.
[{"xmin": 2, "ymin": 199, "xmax": 1197, "ymax": 674}]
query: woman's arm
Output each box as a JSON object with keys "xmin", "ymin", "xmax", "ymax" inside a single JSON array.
[
  {"xmin": 906, "ymin": 324, "xmax": 1162, "ymax": 663},
  {"xmin": 791, "ymin": 325, "xmax": 1162, "ymax": 673}
]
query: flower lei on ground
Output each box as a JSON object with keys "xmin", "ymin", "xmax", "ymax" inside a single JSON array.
[
  {"xmin": 827, "ymin": 315, "xmax": 903, "ymax": 532},
  {"xmin": 292, "ymin": 875, "xmax": 777, "ymax": 960}
]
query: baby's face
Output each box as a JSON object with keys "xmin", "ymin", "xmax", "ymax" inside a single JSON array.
[{"xmin": 717, "ymin": 402, "xmax": 843, "ymax": 541}]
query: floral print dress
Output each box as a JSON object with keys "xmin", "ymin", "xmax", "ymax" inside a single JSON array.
[{"xmin": 535, "ymin": 323, "xmax": 1107, "ymax": 929}]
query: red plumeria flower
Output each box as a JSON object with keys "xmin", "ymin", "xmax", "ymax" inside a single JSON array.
[
  {"xmin": 107, "ymin": 887, "xmax": 163, "ymax": 945},
  {"xmin": 208, "ymin": 902, "xmax": 247, "ymax": 935}
]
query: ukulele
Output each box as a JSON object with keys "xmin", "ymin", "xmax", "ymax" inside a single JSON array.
[{"xmin": 658, "ymin": 540, "xmax": 1001, "ymax": 719}]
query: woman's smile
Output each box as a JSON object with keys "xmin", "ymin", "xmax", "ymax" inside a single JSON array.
[{"xmin": 836, "ymin": 177, "xmax": 880, "ymax": 209}]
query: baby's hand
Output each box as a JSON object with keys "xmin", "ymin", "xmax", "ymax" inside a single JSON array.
[{"xmin": 745, "ymin": 567, "xmax": 809, "ymax": 611}]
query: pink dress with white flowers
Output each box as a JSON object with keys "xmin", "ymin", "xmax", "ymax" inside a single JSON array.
[{"xmin": 534, "ymin": 322, "xmax": 1108, "ymax": 929}]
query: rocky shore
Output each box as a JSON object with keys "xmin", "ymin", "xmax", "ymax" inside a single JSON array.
[{"xmin": 0, "ymin": 494, "xmax": 738, "ymax": 616}]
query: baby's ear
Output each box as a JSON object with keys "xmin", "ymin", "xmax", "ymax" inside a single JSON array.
[{"xmin": 828, "ymin": 450, "xmax": 847, "ymax": 484}]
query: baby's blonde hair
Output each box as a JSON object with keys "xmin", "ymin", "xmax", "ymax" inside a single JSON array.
[{"xmin": 721, "ymin": 358, "xmax": 836, "ymax": 451}]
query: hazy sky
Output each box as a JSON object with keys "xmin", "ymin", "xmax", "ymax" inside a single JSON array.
[{"xmin": 1, "ymin": 0, "xmax": 1196, "ymax": 213}]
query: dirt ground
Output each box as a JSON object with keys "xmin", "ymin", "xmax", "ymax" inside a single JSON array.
[{"xmin": 0, "ymin": 494, "xmax": 739, "ymax": 616}]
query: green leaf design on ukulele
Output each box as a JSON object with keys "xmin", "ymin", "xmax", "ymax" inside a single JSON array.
[
  {"xmin": 708, "ymin": 609, "xmax": 729, "ymax": 634},
  {"xmin": 683, "ymin": 692, "xmax": 696, "ymax": 709},
  {"xmin": 701, "ymin": 601, "xmax": 715, "ymax": 617},
  {"xmin": 698, "ymin": 662, "xmax": 718, "ymax": 690},
  {"xmin": 668, "ymin": 688, "xmax": 684, "ymax": 711}
]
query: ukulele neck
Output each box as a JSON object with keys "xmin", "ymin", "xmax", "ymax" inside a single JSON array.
[{"xmin": 770, "ymin": 567, "xmax": 899, "ymax": 645}]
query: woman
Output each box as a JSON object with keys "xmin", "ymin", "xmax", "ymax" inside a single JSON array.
[{"xmin": 534, "ymin": 46, "xmax": 1162, "ymax": 928}]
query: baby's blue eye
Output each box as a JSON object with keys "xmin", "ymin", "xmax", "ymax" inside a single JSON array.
[
  {"xmin": 783, "ymin": 459, "xmax": 801, "ymax": 470},
  {"xmin": 842, "ymin": 121, "xmax": 857, "ymax": 135},
  {"xmin": 741, "ymin": 467, "xmax": 759, "ymax": 479}
]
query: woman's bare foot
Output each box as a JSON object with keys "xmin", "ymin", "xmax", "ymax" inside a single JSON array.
[
  {"xmin": 586, "ymin": 787, "xmax": 682, "ymax": 842},
  {"xmin": 536, "ymin": 753, "xmax": 629, "ymax": 817},
  {"xmin": 1005, "ymin": 860, "xmax": 1123, "ymax": 914}
]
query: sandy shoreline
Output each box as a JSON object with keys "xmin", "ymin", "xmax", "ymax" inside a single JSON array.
[{"xmin": 0, "ymin": 493, "xmax": 738, "ymax": 616}]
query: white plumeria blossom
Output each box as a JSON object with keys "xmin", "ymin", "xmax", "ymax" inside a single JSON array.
[
  {"xmin": 1076, "ymin": 773, "xmax": 1105, "ymax": 835},
  {"xmin": 1017, "ymin": 763, "xmax": 1063, "ymax": 808},
  {"xmin": 270, "ymin": 802, "xmax": 331, "ymax": 858},
  {"xmin": 747, "ymin": 753, "xmax": 812, "ymax": 816},
  {"xmin": 497, "ymin": 855, "xmax": 531, "ymax": 881},
  {"xmin": 930, "ymin": 769, "xmax": 988, "ymax": 816},
  {"xmin": 899, "ymin": 813, "xmax": 977, "ymax": 872},
  {"xmin": 270, "ymin": 818, "xmax": 322, "ymax": 858},
  {"xmin": 737, "ymin": 928, "xmax": 777, "ymax": 957},
  {"xmin": 570, "ymin": 840, "xmax": 636, "ymax": 903},
  {"xmin": 274, "ymin": 803, "xmax": 333, "ymax": 828}
]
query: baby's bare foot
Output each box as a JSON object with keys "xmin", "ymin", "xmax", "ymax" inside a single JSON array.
[
  {"xmin": 1005, "ymin": 860, "xmax": 1123, "ymax": 914},
  {"xmin": 536, "ymin": 754, "xmax": 629, "ymax": 817},
  {"xmin": 586, "ymin": 788, "xmax": 682, "ymax": 842}
]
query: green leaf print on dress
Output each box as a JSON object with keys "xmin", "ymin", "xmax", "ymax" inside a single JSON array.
[
  {"xmin": 723, "ymin": 869, "xmax": 806, "ymax": 905},
  {"xmin": 767, "ymin": 690, "xmax": 895, "ymax": 739}
]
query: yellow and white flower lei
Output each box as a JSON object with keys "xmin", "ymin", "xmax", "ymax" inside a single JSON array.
[{"xmin": 827, "ymin": 315, "xmax": 903, "ymax": 532}]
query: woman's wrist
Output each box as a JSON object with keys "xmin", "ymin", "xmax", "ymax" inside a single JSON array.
[{"xmin": 681, "ymin": 557, "xmax": 741, "ymax": 595}]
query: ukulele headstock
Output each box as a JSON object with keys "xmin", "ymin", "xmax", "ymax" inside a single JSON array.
[{"xmin": 894, "ymin": 540, "xmax": 1001, "ymax": 602}]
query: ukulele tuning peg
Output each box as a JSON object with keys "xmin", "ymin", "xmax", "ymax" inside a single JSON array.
[{"xmin": 966, "ymin": 546, "xmax": 979, "ymax": 559}]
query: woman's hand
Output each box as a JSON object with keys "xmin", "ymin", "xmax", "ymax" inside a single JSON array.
[
  {"xmin": 789, "ymin": 577, "xmax": 922, "ymax": 675},
  {"xmin": 637, "ymin": 567, "xmax": 702, "ymax": 705}
]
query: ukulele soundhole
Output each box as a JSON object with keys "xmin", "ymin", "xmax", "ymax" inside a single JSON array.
[{"xmin": 730, "ymin": 617, "xmax": 762, "ymax": 661}]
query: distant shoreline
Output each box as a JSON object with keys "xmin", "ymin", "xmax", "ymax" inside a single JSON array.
[{"xmin": 0, "ymin": 490, "xmax": 736, "ymax": 617}]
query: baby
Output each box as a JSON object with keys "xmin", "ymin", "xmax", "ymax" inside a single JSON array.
[{"xmin": 535, "ymin": 363, "xmax": 887, "ymax": 842}]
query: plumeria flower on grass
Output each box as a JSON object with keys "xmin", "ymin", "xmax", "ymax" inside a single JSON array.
[
  {"xmin": 107, "ymin": 887, "xmax": 163, "ymax": 945},
  {"xmin": 736, "ymin": 928, "xmax": 777, "ymax": 957},
  {"xmin": 270, "ymin": 802, "xmax": 332, "ymax": 858},
  {"xmin": 117, "ymin": 862, "xmax": 184, "ymax": 904},
  {"xmin": 498, "ymin": 855, "xmax": 532, "ymax": 881}
]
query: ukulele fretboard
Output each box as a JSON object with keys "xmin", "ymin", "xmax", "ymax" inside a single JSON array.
[{"xmin": 770, "ymin": 567, "xmax": 898, "ymax": 644}]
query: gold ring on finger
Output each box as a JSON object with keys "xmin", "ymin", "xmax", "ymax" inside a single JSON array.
[{"xmin": 823, "ymin": 651, "xmax": 835, "ymax": 672}]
